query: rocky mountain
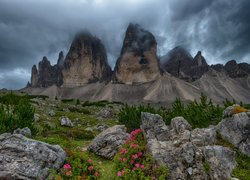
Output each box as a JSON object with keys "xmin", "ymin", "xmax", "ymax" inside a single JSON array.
[
  {"xmin": 31, "ymin": 54, "xmax": 63, "ymax": 88},
  {"xmin": 62, "ymin": 32, "xmax": 112, "ymax": 87},
  {"xmin": 161, "ymin": 47, "xmax": 209, "ymax": 81},
  {"xmin": 114, "ymin": 24, "xmax": 161, "ymax": 84},
  {"xmin": 26, "ymin": 24, "xmax": 250, "ymax": 104}
]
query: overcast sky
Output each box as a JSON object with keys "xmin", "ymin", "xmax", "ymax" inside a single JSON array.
[{"xmin": 0, "ymin": 0, "xmax": 250, "ymax": 89}]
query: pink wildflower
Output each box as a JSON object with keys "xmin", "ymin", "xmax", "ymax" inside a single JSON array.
[
  {"xmin": 130, "ymin": 160, "xmax": 135, "ymax": 165},
  {"xmin": 132, "ymin": 154, "xmax": 138, "ymax": 159},
  {"xmin": 138, "ymin": 152, "xmax": 143, "ymax": 157},
  {"xmin": 140, "ymin": 164, "xmax": 145, "ymax": 169},
  {"xmin": 120, "ymin": 148, "xmax": 128, "ymax": 154},
  {"xmin": 88, "ymin": 166, "xmax": 94, "ymax": 171},
  {"xmin": 122, "ymin": 158, "xmax": 127, "ymax": 162},
  {"xmin": 63, "ymin": 163, "xmax": 71, "ymax": 170},
  {"xmin": 121, "ymin": 169, "xmax": 126, "ymax": 175},
  {"xmin": 117, "ymin": 171, "xmax": 122, "ymax": 176},
  {"xmin": 65, "ymin": 170, "xmax": 72, "ymax": 177},
  {"xmin": 94, "ymin": 171, "xmax": 99, "ymax": 177},
  {"xmin": 87, "ymin": 159, "xmax": 92, "ymax": 163},
  {"xmin": 135, "ymin": 163, "xmax": 140, "ymax": 168}
]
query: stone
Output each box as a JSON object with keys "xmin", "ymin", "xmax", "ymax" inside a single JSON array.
[
  {"xmin": 223, "ymin": 104, "xmax": 240, "ymax": 117},
  {"xmin": 97, "ymin": 107, "xmax": 114, "ymax": 119},
  {"xmin": 60, "ymin": 116, "xmax": 74, "ymax": 127},
  {"xmin": 31, "ymin": 65, "xmax": 38, "ymax": 87},
  {"xmin": 48, "ymin": 110, "xmax": 55, "ymax": 117},
  {"xmin": 203, "ymin": 145, "xmax": 236, "ymax": 180},
  {"xmin": 141, "ymin": 112, "xmax": 237, "ymax": 180},
  {"xmin": 217, "ymin": 112, "xmax": 250, "ymax": 156},
  {"xmin": 13, "ymin": 127, "xmax": 32, "ymax": 137},
  {"xmin": 34, "ymin": 113, "xmax": 40, "ymax": 122},
  {"xmin": 88, "ymin": 125, "xmax": 129, "ymax": 159},
  {"xmin": 114, "ymin": 23, "xmax": 161, "ymax": 84},
  {"xmin": 171, "ymin": 116, "xmax": 192, "ymax": 134},
  {"xmin": 95, "ymin": 124, "xmax": 109, "ymax": 131},
  {"xmin": 62, "ymin": 32, "xmax": 112, "ymax": 87},
  {"xmin": 0, "ymin": 133, "xmax": 66, "ymax": 179}
]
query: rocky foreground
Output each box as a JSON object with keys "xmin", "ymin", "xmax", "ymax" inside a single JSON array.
[{"xmin": 1, "ymin": 104, "xmax": 247, "ymax": 179}]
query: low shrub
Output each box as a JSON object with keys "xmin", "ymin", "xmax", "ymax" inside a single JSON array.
[
  {"xmin": 0, "ymin": 93, "xmax": 37, "ymax": 134},
  {"xmin": 165, "ymin": 94, "xmax": 223, "ymax": 128},
  {"xmin": 53, "ymin": 152, "xmax": 100, "ymax": 179},
  {"xmin": 118, "ymin": 104, "xmax": 167, "ymax": 132},
  {"xmin": 114, "ymin": 129, "xmax": 168, "ymax": 179}
]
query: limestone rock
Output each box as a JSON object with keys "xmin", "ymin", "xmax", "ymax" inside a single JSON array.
[
  {"xmin": 217, "ymin": 112, "xmax": 250, "ymax": 156},
  {"xmin": 141, "ymin": 112, "xmax": 236, "ymax": 180},
  {"xmin": 60, "ymin": 116, "xmax": 74, "ymax": 127},
  {"xmin": 31, "ymin": 65, "xmax": 38, "ymax": 87},
  {"xmin": 223, "ymin": 104, "xmax": 240, "ymax": 117},
  {"xmin": 0, "ymin": 133, "xmax": 66, "ymax": 179},
  {"xmin": 114, "ymin": 23, "xmax": 161, "ymax": 84},
  {"xmin": 33, "ymin": 113, "xmax": 40, "ymax": 122},
  {"xmin": 13, "ymin": 127, "xmax": 32, "ymax": 137},
  {"xmin": 62, "ymin": 32, "xmax": 112, "ymax": 87},
  {"xmin": 97, "ymin": 107, "xmax": 114, "ymax": 119},
  {"xmin": 87, "ymin": 125, "xmax": 129, "ymax": 159}
]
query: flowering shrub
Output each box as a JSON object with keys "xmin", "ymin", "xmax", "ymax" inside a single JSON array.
[
  {"xmin": 53, "ymin": 152, "xmax": 100, "ymax": 179},
  {"xmin": 114, "ymin": 129, "xmax": 168, "ymax": 179}
]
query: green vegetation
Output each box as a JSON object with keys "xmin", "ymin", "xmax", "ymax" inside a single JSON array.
[
  {"xmin": 114, "ymin": 129, "xmax": 168, "ymax": 179},
  {"xmin": 0, "ymin": 93, "xmax": 36, "ymax": 134},
  {"xmin": 118, "ymin": 104, "xmax": 167, "ymax": 132}
]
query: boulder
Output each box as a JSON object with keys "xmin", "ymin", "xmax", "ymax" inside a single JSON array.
[
  {"xmin": 97, "ymin": 107, "xmax": 114, "ymax": 119},
  {"xmin": 88, "ymin": 125, "xmax": 129, "ymax": 159},
  {"xmin": 223, "ymin": 104, "xmax": 240, "ymax": 117},
  {"xmin": 60, "ymin": 116, "xmax": 74, "ymax": 127},
  {"xmin": 33, "ymin": 113, "xmax": 40, "ymax": 122},
  {"xmin": 217, "ymin": 112, "xmax": 250, "ymax": 156},
  {"xmin": 13, "ymin": 127, "xmax": 32, "ymax": 137},
  {"xmin": 114, "ymin": 23, "xmax": 161, "ymax": 84},
  {"xmin": 0, "ymin": 133, "xmax": 66, "ymax": 179},
  {"xmin": 48, "ymin": 110, "xmax": 55, "ymax": 117},
  {"xmin": 62, "ymin": 32, "xmax": 112, "ymax": 87},
  {"xmin": 141, "ymin": 112, "xmax": 236, "ymax": 180}
]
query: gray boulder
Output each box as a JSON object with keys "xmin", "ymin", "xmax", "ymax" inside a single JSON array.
[
  {"xmin": 223, "ymin": 104, "xmax": 240, "ymax": 117},
  {"xmin": 48, "ymin": 110, "xmax": 55, "ymax": 117},
  {"xmin": 60, "ymin": 116, "xmax": 74, "ymax": 127},
  {"xmin": 33, "ymin": 113, "xmax": 40, "ymax": 122},
  {"xmin": 97, "ymin": 107, "xmax": 114, "ymax": 119},
  {"xmin": 88, "ymin": 125, "xmax": 129, "ymax": 159},
  {"xmin": 141, "ymin": 112, "xmax": 236, "ymax": 180},
  {"xmin": 13, "ymin": 127, "xmax": 32, "ymax": 137},
  {"xmin": 0, "ymin": 133, "xmax": 66, "ymax": 179},
  {"xmin": 217, "ymin": 112, "xmax": 250, "ymax": 156}
]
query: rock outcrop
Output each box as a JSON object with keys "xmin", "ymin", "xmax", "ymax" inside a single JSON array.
[
  {"xmin": 211, "ymin": 60, "xmax": 250, "ymax": 78},
  {"xmin": 31, "ymin": 52, "xmax": 64, "ymax": 88},
  {"xmin": 141, "ymin": 112, "xmax": 236, "ymax": 180},
  {"xmin": 217, "ymin": 107, "xmax": 250, "ymax": 156},
  {"xmin": 0, "ymin": 133, "xmax": 66, "ymax": 179},
  {"xmin": 162, "ymin": 48, "xmax": 209, "ymax": 81},
  {"xmin": 60, "ymin": 116, "xmax": 74, "ymax": 127},
  {"xmin": 62, "ymin": 32, "xmax": 112, "ymax": 87},
  {"xmin": 114, "ymin": 24, "xmax": 161, "ymax": 84},
  {"xmin": 88, "ymin": 125, "xmax": 129, "ymax": 159}
]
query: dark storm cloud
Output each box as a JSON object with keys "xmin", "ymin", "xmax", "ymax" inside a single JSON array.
[{"xmin": 0, "ymin": 0, "xmax": 249, "ymax": 89}]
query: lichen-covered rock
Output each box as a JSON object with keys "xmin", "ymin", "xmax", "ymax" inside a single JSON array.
[
  {"xmin": 13, "ymin": 127, "xmax": 32, "ymax": 137},
  {"xmin": 0, "ymin": 133, "xmax": 66, "ymax": 179},
  {"xmin": 97, "ymin": 107, "xmax": 114, "ymax": 119},
  {"xmin": 62, "ymin": 32, "xmax": 112, "ymax": 87},
  {"xmin": 141, "ymin": 112, "xmax": 236, "ymax": 180},
  {"xmin": 217, "ymin": 112, "xmax": 250, "ymax": 156},
  {"xmin": 87, "ymin": 125, "xmax": 129, "ymax": 159},
  {"xmin": 114, "ymin": 24, "xmax": 161, "ymax": 84},
  {"xmin": 223, "ymin": 104, "xmax": 240, "ymax": 117},
  {"xmin": 60, "ymin": 116, "xmax": 74, "ymax": 127}
]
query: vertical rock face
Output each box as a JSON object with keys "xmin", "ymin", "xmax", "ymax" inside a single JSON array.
[
  {"xmin": 62, "ymin": 32, "xmax": 112, "ymax": 87},
  {"xmin": 31, "ymin": 65, "xmax": 38, "ymax": 87},
  {"xmin": 162, "ymin": 46, "xmax": 194, "ymax": 81},
  {"xmin": 37, "ymin": 57, "xmax": 60, "ymax": 87},
  {"xmin": 114, "ymin": 24, "xmax": 161, "ymax": 84},
  {"xmin": 162, "ymin": 48, "xmax": 209, "ymax": 81},
  {"xmin": 30, "ymin": 52, "xmax": 64, "ymax": 88}
]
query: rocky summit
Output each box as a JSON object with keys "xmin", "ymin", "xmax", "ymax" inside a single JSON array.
[
  {"xmin": 26, "ymin": 23, "xmax": 250, "ymax": 104},
  {"xmin": 114, "ymin": 23, "xmax": 161, "ymax": 84},
  {"xmin": 62, "ymin": 32, "xmax": 112, "ymax": 87}
]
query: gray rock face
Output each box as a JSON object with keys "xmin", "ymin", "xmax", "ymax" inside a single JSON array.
[
  {"xmin": 114, "ymin": 23, "xmax": 161, "ymax": 84},
  {"xmin": 217, "ymin": 112, "xmax": 250, "ymax": 156},
  {"xmin": 62, "ymin": 32, "xmax": 112, "ymax": 87},
  {"xmin": 0, "ymin": 133, "xmax": 66, "ymax": 179},
  {"xmin": 162, "ymin": 49, "xmax": 209, "ymax": 81},
  {"xmin": 88, "ymin": 125, "xmax": 129, "ymax": 159},
  {"xmin": 13, "ymin": 127, "xmax": 32, "ymax": 137},
  {"xmin": 60, "ymin": 116, "xmax": 74, "ymax": 127},
  {"xmin": 141, "ymin": 112, "xmax": 236, "ymax": 180}
]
